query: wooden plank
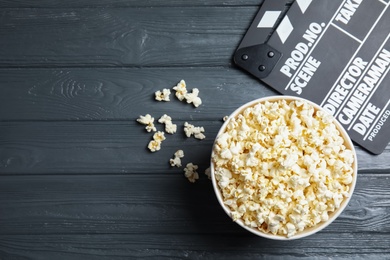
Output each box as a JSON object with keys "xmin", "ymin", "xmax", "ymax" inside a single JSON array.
[
  {"xmin": 0, "ymin": 234, "xmax": 389, "ymax": 260},
  {"xmin": 0, "ymin": 7, "xmax": 256, "ymax": 67},
  {"xmin": 0, "ymin": 174, "xmax": 388, "ymax": 235},
  {"xmin": 0, "ymin": 0, "xmax": 263, "ymax": 8},
  {"xmin": 0, "ymin": 68, "xmax": 276, "ymax": 121},
  {"xmin": 0, "ymin": 174, "xmax": 389, "ymax": 258},
  {"xmin": 0, "ymin": 121, "xmax": 389, "ymax": 174},
  {"xmin": 0, "ymin": 121, "xmax": 217, "ymax": 174}
]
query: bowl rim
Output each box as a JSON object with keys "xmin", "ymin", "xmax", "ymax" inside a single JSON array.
[{"xmin": 210, "ymin": 95, "xmax": 358, "ymax": 240}]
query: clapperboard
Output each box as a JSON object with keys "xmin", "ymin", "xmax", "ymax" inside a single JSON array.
[{"xmin": 234, "ymin": 0, "xmax": 390, "ymax": 154}]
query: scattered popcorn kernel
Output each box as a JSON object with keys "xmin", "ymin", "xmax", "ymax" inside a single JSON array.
[
  {"xmin": 137, "ymin": 114, "xmax": 153, "ymax": 125},
  {"xmin": 147, "ymin": 131, "xmax": 166, "ymax": 152},
  {"xmin": 155, "ymin": 88, "xmax": 171, "ymax": 101},
  {"xmin": 158, "ymin": 114, "xmax": 177, "ymax": 134},
  {"xmin": 205, "ymin": 167, "xmax": 211, "ymax": 180},
  {"xmin": 148, "ymin": 140, "xmax": 161, "ymax": 152},
  {"xmin": 137, "ymin": 114, "xmax": 156, "ymax": 132},
  {"xmin": 184, "ymin": 88, "xmax": 202, "ymax": 107},
  {"xmin": 184, "ymin": 163, "xmax": 199, "ymax": 183},
  {"xmin": 173, "ymin": 80, "xmax": 187, "ymax": 101},
  {"xmin": 170, "ymin": 150, "xmax": 184, "ymax": 167},
  {"xmin": 184, "ymin": 122, "xmax": 206, "ymax": 140},
  {"xmin": 153, "ymin": 131, "xmax": 166, "ymax": 142},
  {"xmin": 223, "ymin": 116, "xmax": 229, "ymax": 122},
  {"xmin": 212, "ymin": 99, "xmax": 355, "ymax": 238}
]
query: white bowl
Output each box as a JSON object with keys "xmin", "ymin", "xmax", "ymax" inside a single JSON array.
[{"xmin": 210, "ymin": 96, "xmax": 358, "ymax": 240}]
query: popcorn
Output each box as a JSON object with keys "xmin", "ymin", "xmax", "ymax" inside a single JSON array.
[
  {"xmin": 173, "ymin": 79, "xmax": 202, "ymax": 107},
  {"xmin": 184, "ymin": 122, "xmax": 206, "ymax": 140},
  {"xmin": 170, "ymin": 150, "xmax": 184, "ymax": 167},
  {"xmin": 138, "ymin": 80, "xmax": 207, "ymax": 182},
  {"xmin": 184, "ymin": 88, "xmax": 202, "ymax": 107},
  {"xmin": 212, "ymin": 99, "xmax": 355, "ymax": 238},
  {"xmin": 155, "ymin": 88, "xmax": 171, "ymax": 101},
  {"xmin": 204, "ymin": 167, "xmax": 211, "ymax": 180},
  {"xmin": 158, "ymin": 114, "xmax": 177, "ymax": 134},
  {"xmin": 153, "ymin": 131, "xmax": 166, "ymax": 142},
  {"xmin": 137, "ymin": 114, "xmax": 156, "ymax": 132},
  {"xmin": 148, "ymin": 140, "xmax": 161, "ymax": 152},
  {"xmin": 147, "ymin": 131, "xmax": 166, "ymax": 152},
  {"xmin": 184, "ymin": 163, "xmax": 199, "ymax": 183},
  {"xmin": 173, "ymin": 80, "xmax": 187, "ymax": 101}
]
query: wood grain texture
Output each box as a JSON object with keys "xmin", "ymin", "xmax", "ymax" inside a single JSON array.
[
  {"xmin": 0, "ymin": 121, "xmax": 389, "ymax": 174},
  {"xmin": 0, "ymin": 234, "xmax": 389, "ymax": 260},
  {"xmin": 0, "ymin": 174, "xmax": 389, "ymax": 234},
  {"xmin": 0, "ymin": 174, "xmax": 389, "ymax": 259},
  {"xmin": 0, "ymin": 7, "xmax": 256, "ymax": 67},
  {"xmin": 1, "ymin": 67, "xmax": 388, "ymax": 172},
  {"xmin": 0, "ymin": 68, "xmax": 277, "ymax": 121},
  {"xmin": 0, "ymin": 0, "xmax": 263, "ymax": 8},
  {"xmin": 0, "ymin": 121, "xmax": 216, "ymax": 174},
  {"xmin": 1, "ymin": 0, "xmax": 389, "ymax": 259}
]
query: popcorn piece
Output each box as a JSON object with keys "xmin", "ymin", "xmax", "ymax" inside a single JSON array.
[
  {"xmin": 205, "ymin": 167, "xmax": 211, "ymax": 180},
  {"xmin": 148, "ymin": 140, "xmax": 161, "ymax": 152},
  {"xmin": 173, "ymin": 80, "xmax": 187, "ymax": 101},
  {"xmin": 172, "ymin": 80, "xmax": 202, "ymax": 107},
  {"xmin": 170, "ymin": 150, "xmax": 184, "ymax": 167},
  {"xmin": 147, "ymin": 131, "xmax": 166, "ymax": 152},
  {"xmin": 223, "ymin": 116, "xmax": 229, "ymax": 122},
  {"xmin": 184, "ymin": 122, "xmax": 206, "ymax": 140},
  {"xmin": 155, "ymin": 88, "xmax": 171, "ymax": 101},
  {"xmin": 211, "ymin": 99, "xmax": 355, "ymax": 238},
  {"xmin": 136, "ymin": 114, "xmax": 156, "ymax": 132},
  {"xmin": 286, "ymin": 222, "xmax": 297, "ymax": 238},
  {"xmin": 184, "ymin": 163, "xmax": 199, "ymax": 183},
  {"xmin": 184, "ymin": 88, "xmax": 202, "ymax": 107},
  {"xmin": 158, "ymin": 114, "xmax": 177, "ymax": 134},
  {"xmin": 153, "ymin": 131, "xmax": 166, "ymax": 142}
]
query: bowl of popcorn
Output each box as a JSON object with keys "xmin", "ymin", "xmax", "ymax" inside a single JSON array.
[{"xmin": 211, "ymin": 96, "xmax": 357, "ymax": 240}]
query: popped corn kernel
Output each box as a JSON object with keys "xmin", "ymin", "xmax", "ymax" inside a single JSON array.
[
  {"xmin": 184, "ymin": 122, "xmax": 206, "ymax": 140},
  {"xmin": 173, "ymin": 80, "xmax": 187, "ymax": 101},
  {"xmin": 137, "ymin": 114, "xmax": 156, "ymax": 132},
  {"xmin": 212, "ymin": 99, "xmax": 355, "ymax": 238},
  {"xmin": 155, "ymin": 88, "xmax": 171, "ymax": 102},
  {"xmin": 153, "ymin": 131, "xmax": 166, "ymax": 142},
  {"xmin": 148, "ymin": 140, "xmax": 161, "ymax": 152},
  {"xmin": 147, "ymin": 131, "xmax": 166, "ymax": 152},
  {"xmin": 170, "ymin": 150, "xmax": 184, "ymax": 167},
  {"xmin": 158, "ymin": 114, "xmax": 177, "ymax": 134},
  {"xmin": 184, "ymin": 88, "xmax": 202, "ymax": 107},
  {"xmin": 205, "ymin": 167, "xmax": 211, "ymax": 180},
  {"xmin": 184, "ymin": 163, "xmax": 199, "ymax": 183}
]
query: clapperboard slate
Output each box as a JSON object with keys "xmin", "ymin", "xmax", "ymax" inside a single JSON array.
[{"xmin": 234, "ymin": 0, "xmax": 390, "ymax": 154}]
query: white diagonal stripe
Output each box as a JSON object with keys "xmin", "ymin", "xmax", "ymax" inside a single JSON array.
[
  {"xmin": 257, "ymin": 11, "xmax": 282, "ymax": 28},
  {"xmin": 276, "ymin": 15, "xmax": 294, "ymax": 44},
  {"xmin": 296, "ymin": 0, "xmax": 313, "ymax": 14}
]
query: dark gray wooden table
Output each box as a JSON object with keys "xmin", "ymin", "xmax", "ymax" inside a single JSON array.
[{"xmin": 0, "ymin": 1, "xmax": 389, "ymax": 259}]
